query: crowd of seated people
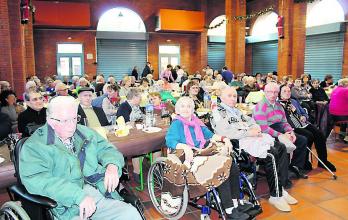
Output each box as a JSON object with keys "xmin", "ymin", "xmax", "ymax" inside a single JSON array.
[{"xmin": 0, "ymin": 66, "xmax": 347, "ymax": 218}]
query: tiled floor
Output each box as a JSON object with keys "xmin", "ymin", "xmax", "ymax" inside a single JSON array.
[{"xmin": 0, "ymin": 136, "xmax": 348, "ymax": 219}]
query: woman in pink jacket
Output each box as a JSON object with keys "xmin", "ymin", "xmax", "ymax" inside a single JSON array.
[{"xmin": 329, "ymin": 78, "xmax": 348, "ymax": 141}]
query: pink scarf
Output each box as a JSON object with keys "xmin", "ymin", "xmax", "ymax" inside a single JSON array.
[{"xmin": 175, "ymin": 115, "xmax": 207, "ymax": 148}]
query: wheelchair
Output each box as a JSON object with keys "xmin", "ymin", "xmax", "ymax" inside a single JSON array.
[
  {"xmin": 147, "ymin": 145, "xmax": 262, "ymax": 220},
  {"xmin": 0, "ymin": 136, "xmax": 146, "ymax": 220}
]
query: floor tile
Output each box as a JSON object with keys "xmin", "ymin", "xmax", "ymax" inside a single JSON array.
[{"xmin": 318, "ymin": 197, "xmax": 348, "ymax": 219}]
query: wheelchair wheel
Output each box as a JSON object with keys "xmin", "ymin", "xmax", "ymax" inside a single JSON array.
[
  {"xmin": 0, "ymin": 201, "xmax": 30, "ymax": 220},
  {"xmin": 147, "ymin": 157, "xmax": 188, "ymax": 220}
]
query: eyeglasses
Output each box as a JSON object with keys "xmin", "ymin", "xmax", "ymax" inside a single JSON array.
[
  {"xmin": 50, "ymin": 115, "xmax": 81, "ymax": 124},
  {"xmin": 30, "ymin": 96, "xmax": 44, "ymax": 102},
  {"xmin": 265, "ymin": 91, "xmax": 279, "ymax": 94}
]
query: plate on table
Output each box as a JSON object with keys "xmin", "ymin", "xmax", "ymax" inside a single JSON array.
[{"xmin": 143, "ymin": 127, "xmax": 162, "ymax": 133}]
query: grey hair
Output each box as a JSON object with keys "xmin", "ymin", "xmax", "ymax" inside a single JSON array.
[
  {"xmin": 126, "ymin": 88, "xmax": 141, "ymax": 100},
  {"xmin": 175, "ymin": 97, "xmax": 195, "ymax": 115},
  {"xmin": 47, "ymin": 96, "xmax": 78, "ymax": 117}
]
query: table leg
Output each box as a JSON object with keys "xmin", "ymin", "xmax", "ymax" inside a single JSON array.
[{"xmin": 135, "ymin": 156, "xmax": 144, "ymax": 191}]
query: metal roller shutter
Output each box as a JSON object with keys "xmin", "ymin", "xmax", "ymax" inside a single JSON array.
[
  {"xmin": 208, "ymin": 42, "xmax": 225, "ymax": 71},
  {"xmin": 97, "ymin": 39, "xmax": 147, "ymax": 80},
  {"xmin": 304, "ymin": 32, "xmax": 344, "ymax": 82},
  {"xmin": 252, "ymin": 40, "xmax": 278, "ymax": 74}
]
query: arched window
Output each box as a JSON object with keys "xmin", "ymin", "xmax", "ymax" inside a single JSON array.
[
  {"xmin": 207, "ymin": 15, "xmax": 226, "ymax": 36},
  {"xmin": 97, "ymin": 7, "xmax": 146, "ymax": 32},
  {"xmin": 251, "ymin": 12, "xmax": 278, "ymax": 36},
  {"xmin": 306, "ymin": 0, "xmax": 345, "ymax": 27}
]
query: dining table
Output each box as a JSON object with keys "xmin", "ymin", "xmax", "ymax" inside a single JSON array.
[{"xmin": 106, "ymin": 117, "xmax": 169, "ymax": 158}]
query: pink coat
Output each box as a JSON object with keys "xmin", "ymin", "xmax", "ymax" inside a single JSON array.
[{"xmin": 329, "ymin": 86, "xmax": 348, "ymax": 116}]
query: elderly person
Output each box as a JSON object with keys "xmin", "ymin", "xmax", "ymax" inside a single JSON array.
[
  {"xmin": 146, "ymin": 73, "xmax": 155, "ymax": 86},
  {"xmin": 329, "ymin": 78, "xmax": 348, "ymax": 141},
  {"xmin": 116, "ymin": 88, "xmax": 143, "ymax": 123},
  {"xmin": 243, "ymin": 76, "xmax": 259, "ymax": 98},
  {"xmin": 138, "ymin": 78, "xmax": 150, "ymax": 92},
  {"xmin": 101, "ymin": 84, "xmax": 119, "ymax": 123},
  {"xmin": 25, "ymin": 80, "xmax": 37, "ymax": 93},
  {"xmin": 291, "ymin": 78, "xmax": 312, "ymax": 101},
  {"xmin": 165, "ymin": 96, "xmax": 250, "ymax": 219},
  {"xmin": 54, "ymin": 82, "xmax": 70, "ymax": 97},
  {"xmin": 18, "ymin": 90, "xmax": 46, "ymax": 137},
  {"xmin": 0, "ymin": 90, "xmax": 20, "ymax": 132},
  {"xmin": 320, "ymin": 74, "xmax": 334, "ymax": 89},
  {"xmin": 230, "ymin": 73, "xmax": 245, "ymax": 100},
  {"xmin": 95, "ymin": 75, "xmax": 105, "ymax": 96},
  {"xmin": 45, "ymin": 78, "xmax": 55, "ymax": 94},
  {"xmin": 119, "ymin": 76, "xmax": 132, "ymax": 98},
  {"xmin": 253, "ymin": 82, "xmax": 308, "ymax": 180},
  {"xmin": 279, "ymin": 85, "xmax": 336, "ymax": 171},
  {"xmin": 77, "ymin": 87, "xmax": 109, "ymax": 128},
  {"xmin": 0, "ymin": 81, "xmax": 11, "ymax": 92},
  {"xmin": 211, "ymin": 87, "xmax": 297, "ymax": 212},
  {"xmin": 301, "ymin": 74, "xmax": 311, "ymax": 91},
  {"xmin": 19, "ymin": 96, "xmax": 142, "ymax": 220}
]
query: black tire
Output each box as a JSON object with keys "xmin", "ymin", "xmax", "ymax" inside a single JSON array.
[
  {"xmin": 0, "ymin": 201, "xmax": 30, "ymax": 220},
  {"xmin": 147, "ymin": 157, "xmax": 188, "ymax": 220}
]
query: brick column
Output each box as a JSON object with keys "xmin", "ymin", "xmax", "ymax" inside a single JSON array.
[
  {"xmin": 24, "ymin": 13, "xmax": 36, "ymax": 78},
  {"xmin": 225, "ymin": 0, "xmax": 246, "ymax": 73},
  {"xmin": 342, "ymin": 23, "xmax": 348, "ymax": 77},
  {"xmin": 0, "ymin": 0, "xmax": 14, "ymax": 85},
  {"xmin": 8, "ymin": 0, "xmax": 26, "ymax": 95},
  {"xmin": 199, "ymin": 0, "xmax": 208, "ymax": 72},
  {"xmin": 277, "ymin": 0, "xmax": 306, "ymax": 79}
]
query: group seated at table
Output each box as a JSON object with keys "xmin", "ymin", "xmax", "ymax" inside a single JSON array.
[{"xmin": 1, "ymin": 68, "xmax": 348, "ymax": 219}]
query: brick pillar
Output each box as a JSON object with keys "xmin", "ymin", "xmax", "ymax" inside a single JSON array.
[
  {"xmin": 24, "ymin": 13, "xmax": 36, "ymax": 78},
  {"xmin": 0, "ymin": 0, "xmax": 14, "ymax": 85},
  {"xmin": 8, "ymin": 0, "xmax": 26, "ymax": 95},
  {"xmin": 277, "ymin": 0, "xmax": 306, "ymax": 79},
  {"xmin": 199, "ymin": 0, "xmax": 208, "ymax": 72},
  {"xmin": 225, "ymin": 0, "xmax": 246, "ymax": 73}
]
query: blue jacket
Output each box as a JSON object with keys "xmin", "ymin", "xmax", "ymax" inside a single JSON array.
[
  {"xmin": 91, "ymin": 94, "xmax": 108, "ymax": 108},
  {"xmin": 165, "ymin": 119, "xmax": 213, "ymax": 149},
  {"xmin": 290, "ymin": 98, "xmax": 309, "ymax": 120}
]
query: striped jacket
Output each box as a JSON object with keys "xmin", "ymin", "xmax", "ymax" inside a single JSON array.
[{"xmin": 252, "ymin": 97, "xmax": 293, "ymax": 137}]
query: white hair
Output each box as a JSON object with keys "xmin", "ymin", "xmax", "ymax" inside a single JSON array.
[
  {"xmin": 55, "ymin": 82, "xmax": 67, "ymax": 91},
  {"xmin": 47, "ymin": 96, "xmax": 78, "ymax": 117},
  {"xmin": 175, "ymin": 97, "xmax": 195, "ymax": 115},
  {"xmin": 72, "ymin": 76, "xmax": 80, "ymax": 82},
  {"xmin": 25, "ymin": 81, "xmax": 37, "ymax": 91}
]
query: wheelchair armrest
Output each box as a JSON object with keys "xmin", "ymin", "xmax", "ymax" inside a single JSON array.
[{"xmin": 8, "ymin": 184, "xmax": 57, "ymax": 209}]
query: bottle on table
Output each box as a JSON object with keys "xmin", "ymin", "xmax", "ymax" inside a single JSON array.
[{"xmin": 145, "ymin": 104, "xmax": 154, "ymax": 127}]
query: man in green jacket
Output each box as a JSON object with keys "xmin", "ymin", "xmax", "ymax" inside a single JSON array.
[{"xmin": 19, "ymin": 96, "xmax": 142, "ymax": 220}]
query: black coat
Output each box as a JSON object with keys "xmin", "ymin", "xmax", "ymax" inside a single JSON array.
[
  {"xmin": 141, "ymin": 65, "xmax": 151, "ymax": 78},
  {"xmin": 94, "ymin": 83, "xmax": 105, "ymax": 96},
  {"xmin": 18, "ymin": 106, "xmax": 47, "ymax": 137},
  {"xmin": 131, "ymin": 69, "xmax": 139, "ymax": 80},
  {"xmin": 77, "ymin": 105, "xmax": 110, "ymax": 127},
  {"xmin": 116, "ymin": 101, "xmax": 132, "ymax": 122},
  {"xmin": 0, "ymin": 112, "xmax": 11, "ymax": 139}
]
